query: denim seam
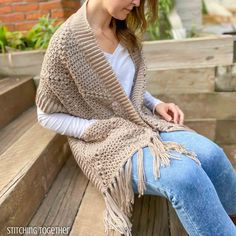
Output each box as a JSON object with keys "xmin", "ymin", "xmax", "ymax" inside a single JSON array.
[{"xmin": 133, "ymin": 177, "xmax": 202, "ymax": 236}]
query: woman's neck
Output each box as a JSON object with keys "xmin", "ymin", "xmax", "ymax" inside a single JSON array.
[{"xmin": 86, "ymin": 0, "xmax": 111, "ymax": 31}]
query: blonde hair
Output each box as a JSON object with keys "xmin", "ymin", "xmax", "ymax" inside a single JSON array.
[{"xmin": 110, "ymin": 0, "xmax": 159, "ymax": 51}]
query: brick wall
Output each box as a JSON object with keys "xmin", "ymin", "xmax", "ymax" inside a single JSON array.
[{"xmin": 0, "ymin": 0, "xmax": 80, "ymax": 31}]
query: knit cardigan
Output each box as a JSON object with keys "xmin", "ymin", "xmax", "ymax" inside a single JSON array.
[{"xmin": 35, "ymin": 0, "xmax": 201, "ymax": 235}]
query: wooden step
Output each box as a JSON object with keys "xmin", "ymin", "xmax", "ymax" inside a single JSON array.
[
  {"xmin": 215, "ymin": 120, "xmax": 236, "ymax": 144},
  {"xmin": 0, "ymin": 77, "xmax": 36, "ymax": 129},
  {"xmin": 23, "ymin": 156, "xmax": 88, "ymax": 236},
  {"xmin": 131, "ymin": 195, "xmax": 170, "ymax": 236},
  {"xmin": 185, "ymin": 119, "xmax": 236, "ymax": 144},
  {"xmin": 154, "ymin": 92, "xmax": 236, "ymax": 120},
  {"xmin": 69, "ymin": 181, "xmax": 121, "ymax": 236},
  {"xmin": 0, "ymin": 116, "xmax": 71, "ymax": 236},
  {"xmin": 0, "ymin": 106, "xmax": 37, "ymax": 155},
  {"xmin": 184, "ymin": 118, "xmax": 216, "ymax": 140}
]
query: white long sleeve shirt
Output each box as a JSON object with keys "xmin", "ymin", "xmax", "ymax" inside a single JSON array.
[{"xmin": 37, "ymin": 43, "xmax": 164, "ymax": 138}]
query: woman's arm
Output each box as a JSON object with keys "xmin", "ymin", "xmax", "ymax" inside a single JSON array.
[
  {"xmin": 144, "ymin": 91, "xmax": 164, "ymax": 114},
  {"xmin": 37, "ymin": 107, "xmax": 98, "ymax": 139}
]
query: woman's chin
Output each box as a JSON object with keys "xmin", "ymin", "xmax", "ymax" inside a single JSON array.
[{"xmin": 113, "ymin": 13, "xmax": 129, "ymax": 21}]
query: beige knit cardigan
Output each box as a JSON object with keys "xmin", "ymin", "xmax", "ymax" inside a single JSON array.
[{"xmin": 35, "ymin": 1, "xmax": 201, "ymax": 235}]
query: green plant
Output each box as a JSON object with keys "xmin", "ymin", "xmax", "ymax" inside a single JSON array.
[
  {"xmin": 6, "ymin": 31, "xmax": 29, "ymax": 50},
  {"xmin": 202, "ymin": 0, "xmax": 208, "ymax": 15},
  {"xmin": 0, "ymin": 25, "xmax": 8, "ymax": 53},
  {"xmin": 27, "ymin": 14, "xmax": 61, "ymax": 49},
  {"xmin": 0, "ymin": 14, "xmax": 62, "ymax": 53},
  {"xmin": 146, "ymin": 0, "xmax": 175, "ymax": 40}
]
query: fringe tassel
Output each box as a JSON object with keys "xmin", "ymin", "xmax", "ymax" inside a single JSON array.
[
  {"xmin": 103, "ymin": 158, "xmax": 135, "ymax": 236},
  {"xmin": 163, "ymin": 140, "xmax": 201, "ymax": 165},
  {"xmin": 103, "ymin": 192, "xmax": 132, "ymax": 236},
  {"xmin": 137, "ymin": 148, "xmax": 147, "ymax": 197},
  {"xmin": 124, "ymin": 158, "xmax": 135, "ymax": 212},
  {"xmin": 147, "ymin": 134, "xmax": 202, "ymax": 181}
]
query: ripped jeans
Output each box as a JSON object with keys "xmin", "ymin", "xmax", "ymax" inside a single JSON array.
[{"xmin": 130, "ymin": 130, "xmax": 236, "ymax": 236}]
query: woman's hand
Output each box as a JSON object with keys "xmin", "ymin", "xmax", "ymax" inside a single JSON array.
[{"xmin": 154, "ymin": 103, "xmax": 184, "ymax": 125}]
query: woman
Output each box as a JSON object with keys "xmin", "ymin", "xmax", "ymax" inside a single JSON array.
[{"xmin": 36, "ymin": 0, "xmax": 236, "ymax": 235}]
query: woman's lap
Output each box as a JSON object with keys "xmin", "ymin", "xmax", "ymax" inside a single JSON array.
[
  {"xmin": 159, "ymin": 130, "xmax": 236, "ymax": 213},
  {"xmin": 130, "ymin": 130, "xmax": 236, "ymax": 209},
  {"xmin": 129, "ymin": 130, "xmax": 236, "ymax": 235},
  {"xmin": 130, "ymin": 138, "xmax": 213, "ymax": 200},
  {"xmin": 158, "ymin": 130, "xmax": 232, "ymax": 175}
]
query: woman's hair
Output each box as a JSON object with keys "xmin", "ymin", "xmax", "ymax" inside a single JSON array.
[{"xmin": 110, "ymin": 0, "xmax": 159, "ymax": 51}]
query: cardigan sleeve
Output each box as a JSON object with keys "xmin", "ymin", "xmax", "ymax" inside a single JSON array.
[
  {"xmin": 37, "ymin": 107, "xmax": 98, "ymax": 139},
  {"xmin": 144, "ymin": 91, "xmax": 164, "ymax": 115}
]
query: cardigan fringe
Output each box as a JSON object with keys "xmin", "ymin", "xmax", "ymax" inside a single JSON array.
[{"xmin": 101, "ymin": 132, "xmax": 200, "ymax": 236}]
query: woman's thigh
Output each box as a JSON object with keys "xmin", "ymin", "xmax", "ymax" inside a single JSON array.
[
  {"xmin": 159, "ymin": 130, "xmax": 235, "ymax": 181},
  {"xmin": 157, "ymin": 130, "xmax": 236, "ymax": 214},
  {"xmin": 131, "ymin": 129, "xmax": 234, "ymax": 198},
  {"xmin": 130, "ymin": 144, "xmax": 213, "ymax": 200}
]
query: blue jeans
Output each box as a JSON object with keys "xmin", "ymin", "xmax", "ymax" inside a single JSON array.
[{"xmin": 130, "ymin": 130, "xmax": 236, "ymax": 236}]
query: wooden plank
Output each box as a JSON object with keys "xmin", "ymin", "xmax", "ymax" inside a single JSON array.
[
  {"xmin": 143, "ymin": 35, "xmax": 233, "ymax": 70},
  {"xmin": 0, "ymin": 123, "xmax": 54, "ymax": 193},
  {"xmin": 138, "ymin": 195, "xmax": 151, "ymax": 235},
  {"xmin": 71, "ymin": 186, "xmax": 169, "ymax": 236},
  {"xmin": 152, "ymin": 92, "xmax": 236, "ymax": 120},
  {"xmin": 177, "ymin": 118, "xmax": 236, "ymax": 148},
  {"xmin": 0, "ymin": 77, "xmax": 36, "ymax": 129},
  {"xmin": 0, "ymin": 123, "xmax": 70, "ymax": 236},
  {"xmin": 167, "ymin": 202, "xmax": 188, "ymax": 236},
  {"xmin": 131, "ymin": 194, "xmax": 143, "ymax": 235},
  {"xmin": 24, "ymin": 156, "xmax": 88, "ymax": 236},
  {"xmin": 215, "ymin": 120, "xmax": 236, "ymax": 144},
  {"xmin": 145, "ymin": 196, "xmax": 156, "ymax": 236},
  {"xmin": 147, "ymin": 67, "xmax": 215, "ymax": 94},
  {"xmin": 215, "ymin": 64, "xmax": 236, "ymax": 92},
  {"xmin": 152, "ymin": 198, "xmax": 170, "ymax": 236},
  {"xmin": 0, "ymin": 106, "xmax": 37, "ymax": 155},
  {"xmin": 184, "ymin": 118, "xmax": 216, "ymax": 141},
  {"xmin": 131, "ymin": 195, "xmax": 170, "ymax": 236},
  {"xmin": 70, "ymin": 182, "xmax": 121, "ymax": 236}
]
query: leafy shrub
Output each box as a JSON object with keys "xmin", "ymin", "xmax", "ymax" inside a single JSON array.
[{"xmin": 0, "ymin": 14, "xmax": 61, "ymax": 53}]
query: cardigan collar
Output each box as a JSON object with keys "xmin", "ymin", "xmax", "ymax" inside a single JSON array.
[{"xmin": 69, "ymin": 0, "xmax": 149, "ymax": 127}]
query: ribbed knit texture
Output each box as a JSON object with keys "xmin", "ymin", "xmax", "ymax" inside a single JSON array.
[{"xmin": 35, "ymin": 1, "xmax": 201, "ymax": 235}]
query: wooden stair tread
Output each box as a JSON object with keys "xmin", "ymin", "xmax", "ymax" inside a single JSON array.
[
  {"xmin": 69, "ymin": 181, "xmax": 121, "ymax": 236},
  {"xmin": 0, "ymin": 106, "xmax": 37, "ymax": 155},
  {"xmin": 70, "ymin": 183, "xmax": 170, "ymax": 236},
  {"xmin": 0, "ymin": 121, "xmax": 70, "ymax": 235},
  {"xmin": 0, "ymin": 122, "xmax": 56, "ymax": 201},
  {"xmin": 24, "ymin": 156, "xmax": 88, "ymax": 235},
  {"xmin": 0, "ymin": 77, "xmax": 32, "ymax": 95},
  {"xmin": 0, "ymin": 77, "xmax": 36, "ymax": 129}
]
